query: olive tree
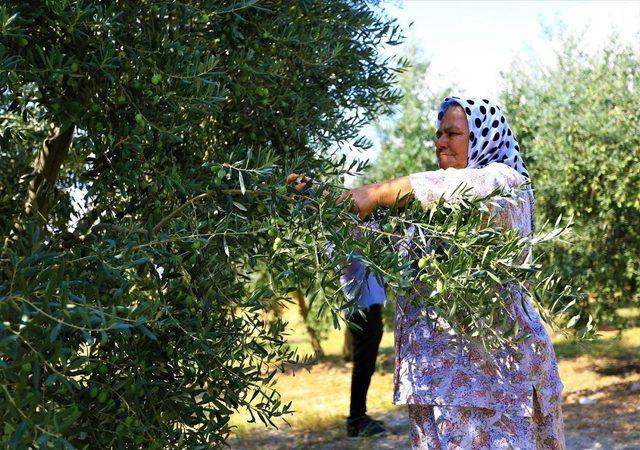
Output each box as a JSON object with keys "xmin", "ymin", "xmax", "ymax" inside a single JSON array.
[
  {"xmin": 500, "ymin": 35, "xmax": 640, "ymax": 323},
  {"xmin": 0, "ymin": 1, "xmax": 405, "ymax": 447}
]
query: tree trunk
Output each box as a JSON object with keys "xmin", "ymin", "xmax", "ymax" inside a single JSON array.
[
  {"xmin": 12, "ymin": 124, "xmax": 75, "ymax": 237},
  {"xmin": 295, "ymin": 289, "xmax": 324, "ymax": 357}
]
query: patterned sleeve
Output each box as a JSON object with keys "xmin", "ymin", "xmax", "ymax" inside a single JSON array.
[
  {"xmin": 409, "ymin": 163, "xmax": 533, "ymax": 236},
  {"xmin": 409, "ymin": 163, "xmax": 524, "ymax": 207}
]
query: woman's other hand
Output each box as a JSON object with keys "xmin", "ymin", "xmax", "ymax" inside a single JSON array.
[{"xmin": 285, "ymin": 172, "xmax": 313, "ymax": 192}]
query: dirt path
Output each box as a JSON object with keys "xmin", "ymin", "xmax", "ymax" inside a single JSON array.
[{"xmin": 229, "ymin": 381, "xmax": 640, "ymax": 449}]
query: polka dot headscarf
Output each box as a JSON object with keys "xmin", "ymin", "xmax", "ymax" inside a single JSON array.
[{"xmin": 437, "ymin": 97, "xmax": 529, "ymax": 180}]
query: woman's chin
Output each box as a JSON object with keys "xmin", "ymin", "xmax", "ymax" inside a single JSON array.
[
  {"xmin": 438, "ymin": 157, "xmax": 455, "ymax": 170},
  {"xmin": 438, "ymin": 157, "xmax": 467, "ymax": 170}
]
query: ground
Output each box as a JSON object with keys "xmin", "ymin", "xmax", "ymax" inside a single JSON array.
[{"xmin": 228, "ymin": 308, "xmax": 640, "ymax": 449}]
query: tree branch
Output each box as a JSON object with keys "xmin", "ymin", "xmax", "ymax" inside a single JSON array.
[
  {"xmin": 295, "ymin": 289, "xmax": 324, "ymax": 357},
  {"xmin": 24, "ymin": 124, "xmax": 75, "ymax": 222},
  {"xmin": 9, "ymin": 124, "xmax": 75, "ymax": 243}
]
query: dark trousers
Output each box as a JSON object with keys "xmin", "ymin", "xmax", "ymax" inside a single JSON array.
[{"xmin": 347, "ymin": 304, "xmax": 383, "ymax": 419}]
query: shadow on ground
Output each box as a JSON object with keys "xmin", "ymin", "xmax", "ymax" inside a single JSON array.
[
  {"xmin": 289, "ymin": 343, "xmax": 396, "ymax": 374},
  {"xmin": 553, "ymin": 332, "xmax": 640, "ymax": 361},
  {"xmin": 229, "ymin": 379, "xmax": 640, "ymax": 450}
]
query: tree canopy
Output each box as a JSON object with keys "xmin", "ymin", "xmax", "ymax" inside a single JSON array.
[{"xmin": 0, "ymin": 1, "xmax": 405, "ymax": 447}]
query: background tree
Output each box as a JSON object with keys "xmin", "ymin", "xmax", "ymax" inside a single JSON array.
[{"xmin": 500, "ymin": 34, "xmax": 640, "ymax": 324}]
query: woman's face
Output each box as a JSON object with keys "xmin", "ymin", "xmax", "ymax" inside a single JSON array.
[{"xmin": 435, "ymin": 105, "xmax": 469, "ymax": 169}]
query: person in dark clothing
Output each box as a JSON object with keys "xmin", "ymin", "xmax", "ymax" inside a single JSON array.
[
  {"xmin": 282, "ymin": 174, "xmax": 387, "ymax": 437},
  {"xmin": 342, "ymin": 258, "xmax": 387, "ymax": 438}
]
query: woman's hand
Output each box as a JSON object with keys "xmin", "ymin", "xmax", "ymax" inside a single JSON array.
[
  {"xmin": 285, "ymin": 172, "xmax": 378, "ymax": 218},
  {"xmin": 337, "ymin": 184, "xmax": 381, "ymax": 219},
  {"xmin": 285, "ymin": 173, "xmax": 314, "ymax": 192}
]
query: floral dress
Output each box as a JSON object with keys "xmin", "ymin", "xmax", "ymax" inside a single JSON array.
[{"xmin": 394, "ymin": 163, "xmax": 565, "ymax": 450}]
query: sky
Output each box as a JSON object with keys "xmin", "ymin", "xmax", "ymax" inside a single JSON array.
[
  {"xmin": 350, "ymin": 0, "xmax": 640, "ymax": 171},
  {"xmin": 381, "ymin": 0, "xmax": 640, "ymax": 100}
]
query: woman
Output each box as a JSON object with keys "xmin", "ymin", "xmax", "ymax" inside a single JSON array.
[{"xmin": 291, "ymin": 97, "xmax": 564, "ymax": 449}]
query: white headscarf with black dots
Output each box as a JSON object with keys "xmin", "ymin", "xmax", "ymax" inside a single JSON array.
[{"xmin": 437, "ymin": 97, "xmax": 529, "ymax": 180}]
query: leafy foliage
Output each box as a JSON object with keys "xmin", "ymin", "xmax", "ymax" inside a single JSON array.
[
  {"xmin": 0, "ymin": 2, "xmax": 588, "ymax": 448},
  {"xmin": 330, "ymin": 188, "xmax": 585, "ymax": 350},
  {"xmin": 0, "ymin": 1, "xmax": 405, "ymax": 447},
  {"xmin": 500, "ymin": 35, "xmax": 640, "ymax": 322}
]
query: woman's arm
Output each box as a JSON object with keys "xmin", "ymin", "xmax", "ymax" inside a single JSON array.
[
  {"xmin": 285, "ymin": 172, "xmax": 411, "ymax": 219},
  {"xmin": 286, "ymin": 163, "xmax": 524, "ymax": 219},
  {"xmin": 409, "ymin": 163, "xmax": 524, "ymax": 208},
  {"xmin": 374, "ymin": 176, "xmax": 415, "ymax": 208},
  {"xmin": 336, "ymin": 176, "xmax": 413, "ymax": 219},
  {"xmin": 338, "ymin": 164, "xmax": 524, "ymax": 218}
]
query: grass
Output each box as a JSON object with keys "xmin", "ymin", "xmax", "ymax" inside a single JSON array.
[
  {"xmin": 617, "ymin": 307, "xmax": 640, "ymax": 320},
  {"xmin": 229, "ymin": 306, "xmax": 398, "ymax": 438},
  {"xmin": 551, "ymin": 305, "xmax": 640, "ymax": 360},
  {"xmin": 552, "ymin": 327, "xmax": 640, "ymax": 360},
  {"xmin": 229, "ymin": 306, "xmax": 640, "ymax": 444}
]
